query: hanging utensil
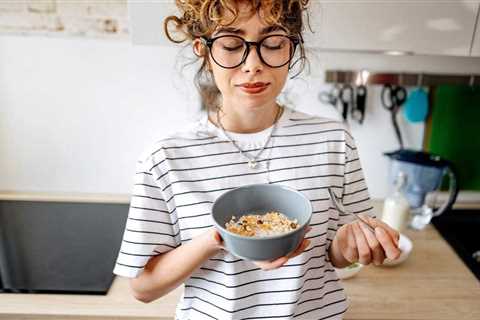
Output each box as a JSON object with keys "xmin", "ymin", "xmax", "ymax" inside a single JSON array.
[
  {"xmin": 338, "ymin": 83, "xmax": 354, "ymax": 122},
  {"xmin": 318, "ymin": 83, "xmax": 341, "ymax": 107},
  {"xmin": 351, "ymin": 84, "xmax": 367, "ymax": 124},
  {"xmin": 381, "ymin": 83, "xmax": 407, "ymax": 149},
  {"xmin": 403, "ymin": 74, "xmax": 429, "ymax": 123}
]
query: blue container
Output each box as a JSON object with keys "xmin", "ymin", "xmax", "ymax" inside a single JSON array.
[{"xmin": 385, "ymin": 149, "xmax": 458, "ymax": 216}]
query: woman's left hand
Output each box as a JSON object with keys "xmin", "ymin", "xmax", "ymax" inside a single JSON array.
[
  {"xmin": 330, "ymin": 215, "xmax": 401, "ymax": 267},
  {"xmin": 253, "ymin": 226, "xmax": 312, "ymax": 271}
]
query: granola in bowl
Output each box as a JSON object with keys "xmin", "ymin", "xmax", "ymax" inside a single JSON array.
[{"xmin": 225, "ymin": 211, "xmax": 299, "ymax": 237}]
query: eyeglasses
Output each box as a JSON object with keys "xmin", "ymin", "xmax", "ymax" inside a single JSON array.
[{"xmin": 201, "ymin": 34, "xmax": 301, "ymax": 69}]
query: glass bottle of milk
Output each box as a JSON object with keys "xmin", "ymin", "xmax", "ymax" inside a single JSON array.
[{"xmin": 381, "ymin": 171, "xmax": 410, "ymax": 232}]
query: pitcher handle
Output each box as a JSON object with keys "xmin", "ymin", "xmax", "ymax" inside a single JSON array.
[{"xmin": 432, "ymin": 163, "xmax": 459, "ymax": 217}]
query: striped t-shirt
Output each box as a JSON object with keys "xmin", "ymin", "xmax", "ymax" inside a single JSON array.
[{"xmin": 113, "ymin": 105, "xmax": 374, "ymax": 320}]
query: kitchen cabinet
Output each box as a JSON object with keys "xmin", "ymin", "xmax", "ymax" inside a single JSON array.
[
  {"xmin": 128, "ymin": 0, "xmax": 480, "ymax": 57},
  {"xmin": 312, "ymin": 0, "xmax": 480, "ymax": 57},
  {"xmin": 471, "ymin": 4, "xmax": 480, "ymax": 56},
  {"xmin": 127, "ymin": 1, "xmax": 177, "ymax": 46}
]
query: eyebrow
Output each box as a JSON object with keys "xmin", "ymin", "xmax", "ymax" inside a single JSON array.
[{"xmin": 213, "ymin": 25, "xmax": 288, "ymax": 37}]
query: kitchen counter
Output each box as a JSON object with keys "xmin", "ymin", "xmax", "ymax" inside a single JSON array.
[{"xmin": 0, "ymin": 224, "xmax": 479, "ymax": 320}]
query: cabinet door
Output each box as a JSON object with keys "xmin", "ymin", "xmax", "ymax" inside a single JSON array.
[
  {"xmin": 471, "ymin": 4, "xmax": 480, "ymax": 56},
  {"xmin": 312, "ymin": 0, "xmax": 479, "ymax": 56},
  {"xmin": 128, "ymin": 1, "xmax": 177, "ymax": 46}
]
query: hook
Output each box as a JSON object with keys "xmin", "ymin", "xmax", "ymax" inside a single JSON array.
[
  {"xmin": 469, "ymin": 75, "xmax": 475, "ymax": 87},
  {"xmin": 417, "ymin": 73, "xmax": 423, "ymax": 87},
  {"xmin": 331, "ymin": 70, "xmax": 338, "ymax": 84}
]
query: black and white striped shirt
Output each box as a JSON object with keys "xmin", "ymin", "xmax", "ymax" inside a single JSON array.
[{"xmin": 113, "ymin": 106, "xmax": 374, "ymax": 320}]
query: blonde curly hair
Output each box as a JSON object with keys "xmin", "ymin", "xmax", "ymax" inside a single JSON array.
[{"xmin": 164, "ymin": 0, "xmax": 310, "ymax": 111}]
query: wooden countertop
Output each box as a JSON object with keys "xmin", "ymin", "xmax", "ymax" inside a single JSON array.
[
  {"xmin": 1, "ymin": 225, "xmax": 479, "ymax": 320},
  {"xmin": 343, "ymin": 226, "xmax": 480, "ymax": 320}
]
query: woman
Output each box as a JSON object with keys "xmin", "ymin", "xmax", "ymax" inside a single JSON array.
[{"xmin": 113, "ymin": 1, "xmax": 401, "ymax": 319}]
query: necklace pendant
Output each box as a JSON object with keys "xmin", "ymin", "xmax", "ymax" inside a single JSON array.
[{"xmin": 248, "ymin": 160, "xmax": 258, "ymax": 169}]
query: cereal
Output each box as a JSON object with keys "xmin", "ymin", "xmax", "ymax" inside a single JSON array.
[{"xmin": 225, "ymin": 211, "xmax": 298, "ymax": 237}]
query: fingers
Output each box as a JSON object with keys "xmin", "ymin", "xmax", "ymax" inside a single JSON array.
[
  {"xmin": 254, "ymin": 239, "xmax": 306, "ymax": 270},
  {"xmin": 375, "ymin": 227, "xmax": 401, "ymax": 260},
  {"xmin": 351, "ymin": 222, "xmax": 372, "ymax": 265},
  {"xmin": 359, "ymin": 221, "xmax": 385, "ymax": 265},
  {"xmin": 283, "ymin": 226, "xmax": 313, "ymax": 260},
  {"xmin": 360, "ymin": 215, "xmax": 401, "ymax": 260},
  {"xmin": 253, "ymin": 256, "xmax": 288, "ymax": 271},
  {"xmin": 211, "ymin": 229, "xmax": 226, "ymax": 251},
  {"xmin": 254, "ymin": 225, "xmax": 313, "ymax": 271},
  {"xmin": 340, "ymin": 224, "xmax": 359, "ymax": 263},
  {"xmin": 336, "ymin": 217, "xmax": 399, "ymax": 267},
  {"xmin": 362, "ymin": 214, "xmax": 400, "ymax": 247},
  {"xmin": 287, "ymin": 238, "xmax": 311, "ymax": 259},
  {"xmin": 355, "ymin": 216, "xmax": 400, "ymax": 262}
]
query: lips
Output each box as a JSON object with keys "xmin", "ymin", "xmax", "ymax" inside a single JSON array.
[
  {"xmin": 236, "ymin": 82, "xmax": 270, "ymax": 94},
  {"xmin": 237, "ymin": 82, "xmax": 269, "ymax": 88}
]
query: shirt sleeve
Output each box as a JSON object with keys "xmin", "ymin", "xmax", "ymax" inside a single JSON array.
[
  {"xmin": 338, "ymin": 129, "xmax": 376, "ymax": 227},
  {"xmin": 113, "ymin": 157, "xmax": 181, "ymax": 278}
]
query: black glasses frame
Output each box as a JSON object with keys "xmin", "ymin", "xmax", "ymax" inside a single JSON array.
[{"xmin": 201, "ymin": 34, "xmax": 302, "ymax": 69}]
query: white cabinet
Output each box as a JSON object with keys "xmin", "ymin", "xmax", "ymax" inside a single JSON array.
[
  {"xmin": 471, "ymin": 4, "xmax": 480, "ymax": 56},
  {"xmin": 127, "ymin": 0, "xmax": 480, "ymax": 57},
  {"xmin": 312, "ymin": 0, "xmax": 480, "ymax": 56},
  {"xmin": 127, "ymin": 1, "xmax": 178, "ymax": 46}
]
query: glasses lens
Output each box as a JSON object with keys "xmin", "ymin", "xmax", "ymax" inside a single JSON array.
[
  {"xmin": 211, "ymin": 36, "xmax": 247, "ymax": 68},
  {"xmin": 260, "ymin": 35, "xmax": 293, "ymax": 67}
]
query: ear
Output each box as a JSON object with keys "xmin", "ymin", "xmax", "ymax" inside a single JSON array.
[
  {"xmin": 193, "ymin": 39, "xmax": 213, "ymax": 71},
  {"xmin": 192, "ymin": 38, "xmax": 207, "ymax": 57}
]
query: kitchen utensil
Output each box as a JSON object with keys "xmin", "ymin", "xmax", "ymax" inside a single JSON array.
[
  {"xmin": 318, "ymin": 83, "xmax": 341, "ymax": 107},
  {"xmin": 384, "ymin": 149, "xmax": 459, "ymax": 230},
  {"xmin": 211, "ymin": 183, "xmax": 312, "ymax": 261},
  {"xmin": 404, "ymin": 87, "xmax": 429, "ymax": 123},
  {"xmin": 328, "ymin": 188, "xmax": 375, "ymax": 233},
  {"xmin": 381, "ymin": 84, "xmax": 407, "ymax": 149},
  {"xmin": 351, "ymin": 84, "xmax": 367, "ymax": 124},
  {"xmin": 338, "ymin": 84, "xmax": 354, "ymax": 122}
]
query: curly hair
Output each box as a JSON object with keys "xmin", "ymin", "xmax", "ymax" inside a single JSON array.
[{"xmin": 164, "ymin": 0, "xmax": 311, "ymax": 111}]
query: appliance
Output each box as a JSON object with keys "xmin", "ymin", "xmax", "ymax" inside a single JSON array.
[
  {"xmin": 432, "ymin": 209, "xmax": 480, "ymax": 282},
  {"xmin": 384, "ymin": 149, "xmax": 459, "ymax": 230},
  {"xmin": 0, "ymin": 200, "xmax": 128, "ymax": 294}
]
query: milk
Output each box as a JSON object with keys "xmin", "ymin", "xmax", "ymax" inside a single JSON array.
[{"xmin": 381, "ymin": 171, "xmax": 410, "ymax": 232}]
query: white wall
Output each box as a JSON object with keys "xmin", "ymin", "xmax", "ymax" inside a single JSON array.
[{"xmin": 1, "ymin": 35, "xmax": 480, "ymax": 198}]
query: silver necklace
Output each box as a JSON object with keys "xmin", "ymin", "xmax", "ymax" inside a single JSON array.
[{"xmin": 216, "ymin": 105, "xmax": 282, "ymax": 170}]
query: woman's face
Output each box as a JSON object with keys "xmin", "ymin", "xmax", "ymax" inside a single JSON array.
[{"xmin": 195, "ymin": 4, "xmax": 291, "ymax": 112}]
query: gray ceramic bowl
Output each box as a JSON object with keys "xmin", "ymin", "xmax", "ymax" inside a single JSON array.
[{"xmin": 211, "ymin": 183, "xmax": 312, "ymax": 261}]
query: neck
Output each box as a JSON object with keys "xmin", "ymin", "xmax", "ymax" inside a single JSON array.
[{"xmin": 210, "ymin": 102, "xmax": 282, "ymax": 134}]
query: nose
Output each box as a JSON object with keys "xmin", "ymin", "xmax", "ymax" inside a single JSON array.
[{"xmin": 241, "ymin": 44, "xmax": 263, "ymax": 74}]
